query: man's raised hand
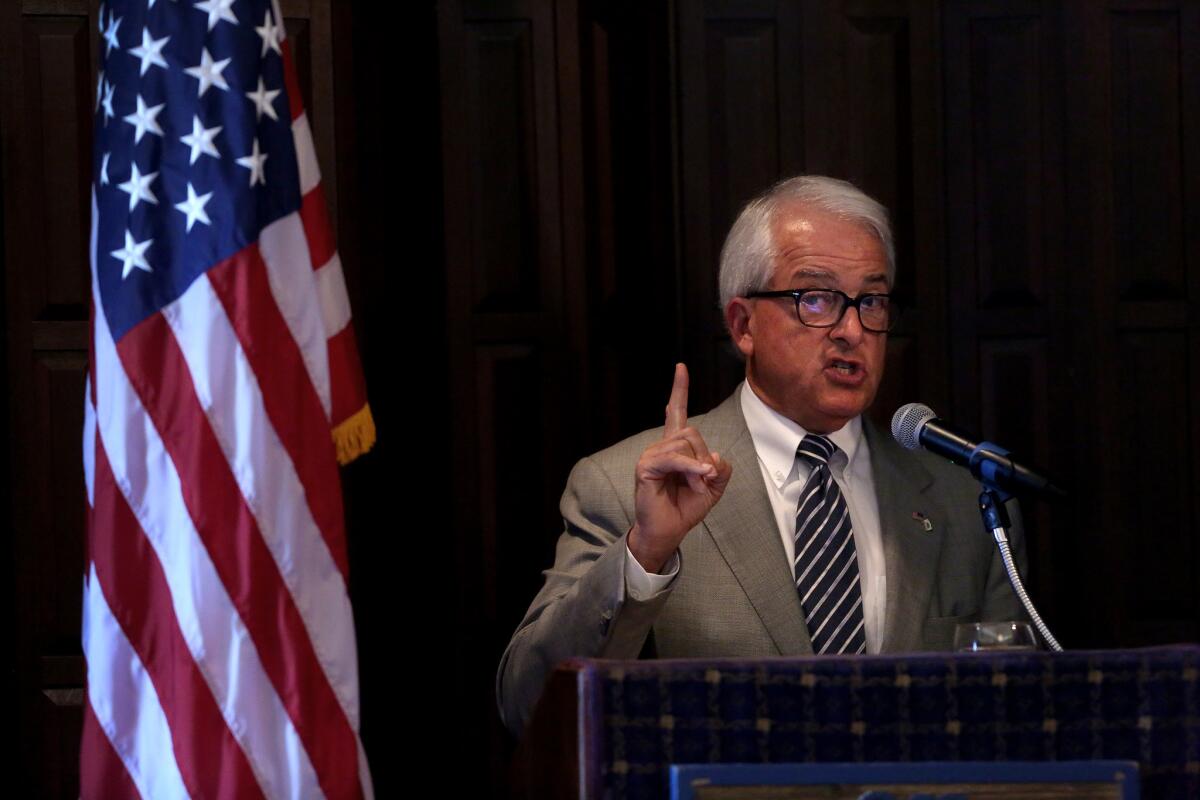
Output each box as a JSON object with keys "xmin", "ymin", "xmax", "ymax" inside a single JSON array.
[{"xmin": 628, "ymin": 364, "xmax": 733, "ymax": 573}]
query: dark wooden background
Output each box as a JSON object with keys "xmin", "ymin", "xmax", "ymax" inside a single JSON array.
[{"xmin": 2, "ymin": 0, "xmax": 1198, "ymax": 795}]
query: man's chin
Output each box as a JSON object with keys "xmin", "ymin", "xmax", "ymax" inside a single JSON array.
[{"xmin": 812, "ymin": 392, "xmax": 875, "ymax": 429}]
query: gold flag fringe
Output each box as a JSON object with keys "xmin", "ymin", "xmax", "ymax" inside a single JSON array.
[{"xmin": 332, "ymin": 404, "xmax": 376, "ymax": 465}]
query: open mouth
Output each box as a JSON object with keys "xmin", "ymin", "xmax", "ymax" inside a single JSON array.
[{"xmin": 825, "ymin": 358, "xmax": 867, "ymax": 386}]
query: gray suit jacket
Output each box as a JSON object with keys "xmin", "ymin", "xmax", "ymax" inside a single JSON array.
[{"xmin": 496, "ymin": 389, "xmax": 1027, "ymax": 733}]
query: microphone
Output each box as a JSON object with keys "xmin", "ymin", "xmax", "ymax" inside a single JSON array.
[{"xmin": 891, "ymin": 403, "xmax": 1066, "ymax": 499}]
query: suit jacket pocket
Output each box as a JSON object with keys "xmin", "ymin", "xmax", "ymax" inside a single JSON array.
[{"xmin": 922, "ymin": 612, "xmax": 980, "ymax": 651}]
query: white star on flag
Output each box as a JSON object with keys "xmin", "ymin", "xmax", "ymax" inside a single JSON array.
[
  {"xmin": 95, "ymin": 70, "xmax": 104, "ymax": 111},
  {"xmin": 255, "ymin": 11, "xmax": 283, "ymax": 57},
  {"xmin": 236, "ymin": 138, "xmax": 268, "ymax": 186},
  {"xmin": 180, "ymin": 115, "xmax": 222, "ymax": 164},
  {"xmin": 194, "ymin": 0, "xmax": 238, "ymax": 31},
  {"xmin": 111, "ymin": 230, "xmax": 153, "ymax": 279},
  {"xmin": 100, "ymin": 152, "xmax": 111, "ymax": 186},
  {"xmin": 184, "ymin": 47, "xmax": 232, "ymax": 96},
  {"xmin": 117, "ymin": 162, "xmax": 158, "ymax": 211},
  {"xmin": 174, "ymin": 182, "xmax": 213, "ymax": 232},
  {"xmin": 123, "ymin": 94, "xmax": 165, "ymax": 143},
  {"xmin": 129, "ymin": 27, "xmax": 170, "ymax": 76},
  {"xmin": 246, "ymin": 77, "xmax": 281, "ymax": 122},
  {"xmin": 101, "ymin": 80, "xmax": 115, "ymax": 125},
  {"xmin": 103, "ymin": 13, "xmax": 122, "ymax": 56}
]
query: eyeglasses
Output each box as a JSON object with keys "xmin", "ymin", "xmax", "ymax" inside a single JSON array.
[{"xmin": 745, "ymin": 288, "xmax": 899, "ymax": 333}]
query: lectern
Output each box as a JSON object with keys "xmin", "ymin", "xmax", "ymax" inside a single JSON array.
[{"xmin": 515, "ymin": 646, "xmax": 1200, "ymax": 799}]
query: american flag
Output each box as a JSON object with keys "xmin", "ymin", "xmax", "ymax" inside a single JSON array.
[{"xmin": 81, "ymin": 0, "xmax": 375, "ymax": 797}]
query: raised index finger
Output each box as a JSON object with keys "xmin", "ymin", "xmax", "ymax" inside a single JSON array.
[{"xmin": 664, "ymin": 362, "xmax": 689, "ymax": 435}]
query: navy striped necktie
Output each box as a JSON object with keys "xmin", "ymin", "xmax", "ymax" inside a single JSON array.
[{"xmin": 793, "ymin": 434, "xmax": 866, "ymax": 654}]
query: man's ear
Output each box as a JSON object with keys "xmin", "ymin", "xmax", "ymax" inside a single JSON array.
[{"xmin": 725, "ymin": 299, "xmax": 754, "ymax": 358}]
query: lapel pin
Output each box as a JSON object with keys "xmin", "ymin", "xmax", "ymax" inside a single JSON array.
[{"xmin": 912, "ymin": 511, "xmax": 934, "ymax": 532}]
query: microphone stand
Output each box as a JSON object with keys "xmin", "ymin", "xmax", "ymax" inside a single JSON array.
[{"xmin": 978, "ymin": 487, "xmax": 1062, "ymax": 652}]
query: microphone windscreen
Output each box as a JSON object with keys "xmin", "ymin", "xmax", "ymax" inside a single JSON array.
[{"xmin": 891, "ymin": 403, "xmax": 937, "ymax": 450}]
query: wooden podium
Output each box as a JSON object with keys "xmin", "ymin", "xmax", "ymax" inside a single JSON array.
[{"xmin": 514, "ymin": 646, "xmax": 1200, "ymax": 799}]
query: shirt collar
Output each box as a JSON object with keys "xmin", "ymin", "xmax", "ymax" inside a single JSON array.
[{"xmin": 739, "ymin": 381, "xmax": 863, "ymax": 487}]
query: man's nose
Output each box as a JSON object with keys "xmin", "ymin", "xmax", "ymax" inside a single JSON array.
[{"xmin": 830, "ymin": 304, "xmax": 866, "ymax": 345}]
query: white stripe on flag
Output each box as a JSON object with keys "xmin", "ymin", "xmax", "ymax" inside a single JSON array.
[
  {"xmin": 293, "ymin": 114, "xmax": 321, "ymax": 196},
  {"xmin": 91, "ymin": 272, "xmax": 322, "ymax": 800},
  {"xmin": 83, "ymin": 564, "xmax": 191, "ymax": 800},
  {"xmin": 358, "ymin": 740, "xmax": 376, "ymax": 800},
  {"xmin": 315, "ymin": 252, "xmax": 352, "ymax": 337},
  {"xmin": 258, "ymin": 212, "xmax": 333, "ymax": 417},
  {"xmin": 164, "ymin": 273, "xmax": 363, "ymax": 727},
  {"xmin": 272, "ymin": 0, "xmax": 287, "ymax": 44}
]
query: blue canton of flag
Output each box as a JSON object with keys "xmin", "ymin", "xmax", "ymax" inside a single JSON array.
[{"xmin": 95, "ymin": 0, "xmax": 300, "ymax": 341}]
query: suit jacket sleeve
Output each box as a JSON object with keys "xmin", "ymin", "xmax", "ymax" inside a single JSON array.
[{"xmin": 495, "ymin": 452, "xmax": 674, "ymax": 734}]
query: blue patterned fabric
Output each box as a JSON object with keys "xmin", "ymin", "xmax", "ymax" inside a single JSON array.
[{"xmin": 576, "ymin": 646, "xmax": 1200, "ymax": 799}]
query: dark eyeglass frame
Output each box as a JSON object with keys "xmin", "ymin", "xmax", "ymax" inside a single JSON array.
[{"xmin": 745, "ymin": 288, "xmax": 900, "ymax": 333}]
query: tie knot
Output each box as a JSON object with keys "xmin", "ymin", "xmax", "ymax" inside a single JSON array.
[{"xmin": 796, "ymin": 434, "xmax": 838, "ymax": 468}]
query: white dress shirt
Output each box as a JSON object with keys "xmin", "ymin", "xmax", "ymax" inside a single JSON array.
[
  {"xmin": 738, "ymin": 381, "xmax": 886, "ymax": 653},
  {"xmin": 624, "ymin": 381, "xmax": 887, "ymax": 653}
]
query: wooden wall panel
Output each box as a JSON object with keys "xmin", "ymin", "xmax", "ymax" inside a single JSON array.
[
  {"xmin": 943, "ymin": 0, "xmax": 1072, "ymax": 634},
  {"xmin": 678, "ymin": 0, "xmax": 805, "ymax": 408},
  {"xmin": 1110, "ymin": 10, "xmax": 1185, "ymax": 300},
  {"xmin": 476, "ymin": 345, "xmax": 556, "ymax": 631},
  {"xmin": 703, "ymin": 20, "xmax": 782, "ymax": 232},
  {"xmin": 944, "ymin": 1, "xmax": 1063, "ymax": 416},
  {"xmin": 806, "ymin": 0, "xmax": 946, "ymax": 428},
  {"xmin": 841, "ymin": 15, "xmax": 911, "ymax": 247},
  {"xmin": 463, "ymin": 20, "xmax": 544, "ymax": 310},
  {"xmin": 576, "ymin": 1, "xmax": 676, "ymax": 446},
  {"xmin": 2, "ymin": 3, "xmax": 95, "ymax": 792},
  {"xmin": 873, "ymin": 335, "xmax": 919, "ymax": 429},
  {"xmin": 972, "ymin": 16, "xmax": 1047, "ymax": 307},
  {"xmin": 441, "ymin": 0, "xmax": 570, "ymax": 596},
  {"xmin": 979, "ymin": 339, "xmax": 1057, "ymax": 596},
  {"xmin": 1069, "ymin": 0, "xmax": 1200, "ymax": 647},
  {"xmin": 1114, "ymin": 331, "xmax": 1194, "ymax": 640},
  {"xmin": 439, "ymin": 0, "xmax": 584, "ymax": 793},
  {"xmin": 22, "ymin": 18, "xmax": 92, "ymax": 314},
  {"xmin": 845, "ymin": 7, "xmax": 925, "ymax": 427}
]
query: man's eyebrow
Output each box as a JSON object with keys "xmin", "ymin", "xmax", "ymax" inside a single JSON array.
[
  {"xmin": 790, "ymin": 268, "xmax": 890, "ymax": 287},
  {"xmin": 793, "ymin": 267, "xmax": 836, "ymax": 282}
]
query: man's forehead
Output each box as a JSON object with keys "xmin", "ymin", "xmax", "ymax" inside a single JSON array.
[
  {"xmin": 771, "ymin": 200, "xmax": 876, "ymax": 242},
  {"xmin": 768, "ymin": 204, "xmax": 889, "ymax": 287}
]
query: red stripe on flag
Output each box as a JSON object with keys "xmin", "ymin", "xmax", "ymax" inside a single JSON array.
[
  {"xmin": 300, "ymin": 184, "xmax": 337, "ymax": 271},
  {"xmin": 328, "ymin": 322, "xmax": 369, "ymax": 429},
  {"xmin": 84, "ymin": 427, "xmax": 93, "ymax": 570},
  {"xmin": 282, "ymin": 39, "xmax": 305, "ymax": 123},
  {"xmin": 115, "ymin": 311, "xmax": 362, "ymax": 800},
  {"xmin": 207, "ymin": 246, "xmax": 350, "ymax": 575},
  {"xmin": 81, "ymin": 697, "xmax": 142, "ymax": 800},
  {"xmin": 90, "ymin": 440, "xmax": 264, "ymax": 800}
]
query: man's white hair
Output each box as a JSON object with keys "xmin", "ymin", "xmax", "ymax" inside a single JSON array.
[{"xmin": 717, "ymin": 175, "xmax": 895, "ymax": 310}]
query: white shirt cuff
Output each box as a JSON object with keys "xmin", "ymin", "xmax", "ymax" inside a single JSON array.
[{"xmin": 624, "ymin": 542, "xmax": 680, "ymax": 601}]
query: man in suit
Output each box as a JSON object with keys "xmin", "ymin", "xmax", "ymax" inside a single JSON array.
[{"xmin": 497, "ymin": 175, "xmax": 1026, "ymax": 734}]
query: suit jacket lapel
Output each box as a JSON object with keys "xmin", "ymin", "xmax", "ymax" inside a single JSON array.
[
  {"xmin": 698, "ymin": 391, "xmax": 812, "ymax": 655},
  {"xmin": 866, "ymin": 420, "xmax": 947, "ymax": 652}
]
